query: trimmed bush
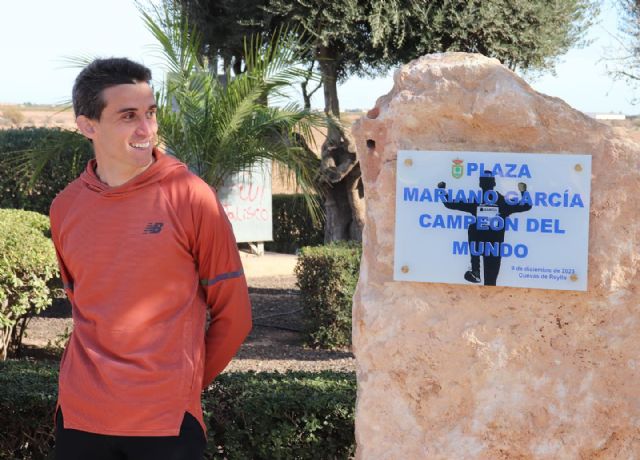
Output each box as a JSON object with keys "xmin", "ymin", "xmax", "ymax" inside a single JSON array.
[
  {"xmin": 0, "ymin": 127, "xmax": 92, "ymax": 215},
  {"xmin": 0, "ymin": 360, "xmax": 57, "ymax": 459},
  {"xmin": 265, "ymin": 194, "xmax": 324, "ymax": 254},
  {"xmin": 295, "ymin": 242, "xmax": 362, "ymax": 350},
  {"xmin": 0, "ymin": 361, "xmax": 356, "ymax": 460},
  {"xmin": 0, "ymin": 209, "xmax": 58, "ymax": 360},
  {"xmin": 206, "ymin": 371, "xmax": 355, "ymax": 459}
]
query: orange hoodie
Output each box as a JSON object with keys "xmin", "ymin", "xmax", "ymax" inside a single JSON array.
[{"xmin": 49, "ymin": 149, "xmax": 252, "ymax": 436}]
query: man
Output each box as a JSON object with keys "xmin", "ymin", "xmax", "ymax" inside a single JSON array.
[
  {"xmin": 438, "ymin": 173, "xmax": 531, "ymax": 286},
  {"xmin": 50, "ymin": 58, "xmax": 252, "ymax": 459}
]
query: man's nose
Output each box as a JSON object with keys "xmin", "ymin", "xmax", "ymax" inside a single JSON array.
[{"xmin": 136, "ymin": 118, "xmax": 156, "ymax": 136}]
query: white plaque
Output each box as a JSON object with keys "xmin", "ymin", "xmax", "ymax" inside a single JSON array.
[
  {"xmin": 394, "ymin": 151, "xmax": 591, "ymax": 291},
  {"xmin": 217, "ymin": 161, "xmax": 273, "ymax": 243}
]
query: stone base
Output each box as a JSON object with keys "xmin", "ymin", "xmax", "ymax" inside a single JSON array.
[{"xmin": 351, "ymin": 53, "xmax": 640, "ymax": 459}]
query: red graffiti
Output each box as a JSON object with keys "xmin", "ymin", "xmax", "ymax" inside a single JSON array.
[
  {"xmin": 223, "ymin": 204, "xmax": 270, "ymax": 222},
  {"xmin": 223, "ymin": 183, "xmax": 266, "ymax": 203}
]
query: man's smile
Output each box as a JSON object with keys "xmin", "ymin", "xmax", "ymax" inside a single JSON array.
[{"xmin": 130, "ymin": 141, "xmax": 151, "ymax": 149}]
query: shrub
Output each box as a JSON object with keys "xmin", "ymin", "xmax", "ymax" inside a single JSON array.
[
  {"xmin": 265, "ymin": 194, "xmax": 324, "ymax": 254},
  {"xmin": 0, "ymin": 360, "xmax": 57, "ymax": 459},
  {"xmin": 0, "ymin": 127, "xmax": 92, "ymax": 215},
  {"xmin": 0, "ymin": 209, "xmax": 58, "ymax": 360},
  {"xmin": 206, "ymin": 371, "xmax": 356, "ymax": 459},
  {"xmin": 295, "ymin": 242, "xmax": 362, "ymax": 350},
  {"xmin": 0, "ymin": 361, "xmax": 356, "ymax": 460}
]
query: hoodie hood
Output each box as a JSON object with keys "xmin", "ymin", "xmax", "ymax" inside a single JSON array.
[{"xmin": 80, "ymin": 149, "xmax": 186, "ymax": 197}]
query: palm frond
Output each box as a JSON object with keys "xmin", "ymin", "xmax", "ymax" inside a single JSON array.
[
  {"xmin": 140, "ymin": 9, "xmax": 202, "ymax": 79},
  {"xmin": 56, "ymin": 54, "xmax": 97, "ymax": 70}
]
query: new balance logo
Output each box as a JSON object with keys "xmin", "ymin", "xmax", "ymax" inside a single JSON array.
[{"xmin": 143, "ymin": 222, "xmax": 164, "ymax": 234}]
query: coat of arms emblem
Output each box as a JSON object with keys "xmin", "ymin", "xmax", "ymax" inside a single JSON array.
[{"xmin": 451, "ymin": 159, "xmax": 464, "ymax": 179}]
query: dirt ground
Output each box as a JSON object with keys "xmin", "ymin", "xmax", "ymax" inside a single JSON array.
[
  {"xmin": 21, "ymin": 254, "xmax": 355, "ymax": 374},
  {"xmin": 0, "ymin": 105, "xmax": 76, "ymax": 130}
]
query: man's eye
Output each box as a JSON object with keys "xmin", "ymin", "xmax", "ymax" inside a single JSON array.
[
  {"xmin": 146, "ymin": 110, "xmax": 157, "ymax": 119},
  {"xmin": 123, "ymin": 112, "xmax": 135, "ymax": 120}
]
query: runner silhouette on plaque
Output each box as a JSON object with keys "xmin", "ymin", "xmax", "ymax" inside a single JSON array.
[{"xmin": 438, "ymin": 172, "xmax": 531, "ymax": 286}]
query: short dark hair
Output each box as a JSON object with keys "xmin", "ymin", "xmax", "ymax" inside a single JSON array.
[{"xmin": 72, "ymin": 58, "xmax": 152, "ymax": 120}]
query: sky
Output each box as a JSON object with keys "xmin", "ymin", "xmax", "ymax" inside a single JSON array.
[{"xmin": 0, "ymin": 0, "xmax": 637, "ymax": 114}]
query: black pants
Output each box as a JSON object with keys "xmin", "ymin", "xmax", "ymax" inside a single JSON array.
[{"xmin": 55, "ymin": 409, "xmax": 206, "ymax": 460}]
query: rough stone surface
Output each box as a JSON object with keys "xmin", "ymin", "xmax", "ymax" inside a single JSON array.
[{"xmin": 351, "ymin": 53, "xmax": 640, "ymax": 459}]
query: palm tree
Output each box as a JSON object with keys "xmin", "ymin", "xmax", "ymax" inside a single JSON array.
[{"xmin": 143, "ymin": 5, "xmax": 325, "ymax": 220}]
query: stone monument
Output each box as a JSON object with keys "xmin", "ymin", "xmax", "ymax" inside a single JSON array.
[{"xmin": 351, "ymin": 53, "xmax": 640, "ymax": 458}]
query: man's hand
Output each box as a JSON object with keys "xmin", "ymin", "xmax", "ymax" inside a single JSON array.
[
  {"xmin": 437, "ymin": 181, "xmax": 446, "ymax": 189},
  {"xmin": 518, "ymin": 182, "xmax": 527, "ymax": 193}
]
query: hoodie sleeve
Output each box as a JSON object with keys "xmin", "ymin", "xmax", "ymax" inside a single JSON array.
[
  {"xmin": 50, "ymin": 197, "xmax": 75, "ymax": 303},
  {"xmin": 189, "ymin": 179, "xmax": 252, "ymax": 389}
]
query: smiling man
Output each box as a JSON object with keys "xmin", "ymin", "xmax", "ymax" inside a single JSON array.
[{"xmin": 49, "ymin": 58, "xmax": 252, "ymax": 459}]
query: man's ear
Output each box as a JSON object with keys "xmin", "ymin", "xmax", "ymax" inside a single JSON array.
[{"xmin": 76, "ymin": 115, "xmax": 96, "ymax": 139}]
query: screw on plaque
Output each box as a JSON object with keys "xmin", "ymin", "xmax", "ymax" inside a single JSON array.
[
  {"xmin": 404, "ymin": 158, "xmax": 413, "ymax": 167},
  {"xmin": 574, "ymin": 164, "xmax": 583, "ymax": 172},
  {"xmin": 570, "ymin": 274, "xmax": 578, "ymax": 282},
  {"xmin": 401, "ymin": 265, "xmax": 409, "ymax": 273}
]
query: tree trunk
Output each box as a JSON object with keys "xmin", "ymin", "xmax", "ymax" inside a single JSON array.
[
  {"xmin": 317, "ymin": 45, "xmax": 365, "ymax": 242},
  {"xmin": 301, "ymin": 81, "xmax": 312, "ymax": 110},
  {"xmin": 318, "ymin": 46, "xmax": 340, "ymax": 118}
]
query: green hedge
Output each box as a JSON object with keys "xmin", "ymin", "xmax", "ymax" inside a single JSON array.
[
  {"xmin": 0, "ymin": 361, "xmax": 355, "ymax": 460},
  {"xmin": 265, "ymin": 194, "xmax": 324, "ymax": 254},
  {"xmin": 0, "ymin": 209, "xmax": 58, "ymax": 360},
  {"xmin": 0, "ymin": 361, "xmax": 57, "ymax": 459},
  {"xmin": 0, "ymin": 128, "xmax": 92, "ymax": 215},
  {"xmin": 206, "ymin": 371, "xmax": 355, "ymax": 459},
  {"xmin": 295, "ymin": 243, "xmax": 362, "ymax": 350}
]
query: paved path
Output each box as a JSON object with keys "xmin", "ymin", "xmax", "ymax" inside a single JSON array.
[{"xmin": 240, "ymin": 251, "xmax": 297, "ymax": 278}]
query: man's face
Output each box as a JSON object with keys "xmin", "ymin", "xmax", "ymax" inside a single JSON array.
[{"xmin": 77, "ymin": 82, "xmax": 158, "ymax": 177}]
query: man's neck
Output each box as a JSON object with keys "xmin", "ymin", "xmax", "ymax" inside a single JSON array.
[{"xmin": 95, "ymin": 157, "xmax": 155, "ymax": 187}]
